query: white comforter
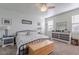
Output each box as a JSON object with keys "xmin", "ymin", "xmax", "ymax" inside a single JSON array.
[{"xmin": 16, "ymin": 33, "xmax": 49, "ymax": 54}]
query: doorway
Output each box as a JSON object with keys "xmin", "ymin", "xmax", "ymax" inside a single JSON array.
[{"xmin": 45, "ymin": 18, "xmax": 54, "ymax": 38}]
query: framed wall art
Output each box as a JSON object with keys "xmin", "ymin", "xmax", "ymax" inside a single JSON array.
[
  {"xmin": 1, "ymin": 18, "xmax": 12, "ymax": 25},
  {"xmin": 22, "ymin": 19, "xmax": 32, "ymax": 24}
]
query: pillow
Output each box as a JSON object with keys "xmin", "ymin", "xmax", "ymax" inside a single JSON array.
[
  {"xmin": 17, "ymin": 30, "xmax": 37, "ymax": 36},
  {"xmin": 30, "ymin": 31, "xmax": 37, "ymax": 35},
  {"xmin": 25, "ymin": 30, "xmax": 37, "ymax": 35},
  {"xmin": 26, "ymin": 31, "xmax": 30, "ymax": 35},
  {"xmin": 17, "ymin": 32, "xmax": 28, "ymax": 36}
]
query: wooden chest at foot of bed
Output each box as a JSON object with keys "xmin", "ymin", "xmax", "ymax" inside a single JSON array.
[{"xmin": 28, "ymin": 40, "xmax": 54, "ymax": 55}]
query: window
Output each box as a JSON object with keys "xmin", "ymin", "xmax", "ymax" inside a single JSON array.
[
  {"xmin": 72, "ymin": 15, "xmax": 79, "ymax": 32},
  {"xmin": 47, "ymin": 20, "xmax": 53, "ymax": 31}
]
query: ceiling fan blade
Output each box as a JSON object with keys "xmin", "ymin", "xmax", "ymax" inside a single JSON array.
[{"xmin": 48, "ymin": 6, "xmax": 55, "ymax": 9}]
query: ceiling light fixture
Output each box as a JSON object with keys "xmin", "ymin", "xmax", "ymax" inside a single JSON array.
[
  {"xmin": 36, "ymin": 3, "xmax": 55, "ymax": 12},
  {"xmin": 40, "ymin": 3, "xmax": 48, "ymax": 12}
]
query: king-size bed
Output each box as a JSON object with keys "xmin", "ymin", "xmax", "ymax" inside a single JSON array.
[{"xmin": 16, "ymin": 30, "xmax": 53, "ymax": 55}]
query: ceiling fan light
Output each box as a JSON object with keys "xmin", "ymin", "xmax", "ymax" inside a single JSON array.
[{"xmin": 40, "ymin": 4, "xmax": 48, "ymax": 12}]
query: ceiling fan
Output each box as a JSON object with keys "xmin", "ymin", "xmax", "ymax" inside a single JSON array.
[{"xmin": 37, "ymin": 3, "xmax": 55, "ymax": 12}]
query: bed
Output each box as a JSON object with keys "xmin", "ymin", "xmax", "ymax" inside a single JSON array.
[{"xmin": 16, "ymin": 30, "xmax": 51, "ymax": 55}]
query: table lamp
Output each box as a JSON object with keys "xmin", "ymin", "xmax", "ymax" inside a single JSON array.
[{"xmin": 5, "ymin": 26, "xmax": 10, "ymax": 36}]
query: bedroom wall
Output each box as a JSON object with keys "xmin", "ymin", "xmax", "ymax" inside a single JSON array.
[
  {"xmin": 0, "ymin": 8, "xmax": 42, "ymax": 36},
  {"xmin": 55, "ymin": 8, "xmax": 79, "ymax": 30},
  {"xmin": 45, "ymin": 8, "xmax": 79, "ymax": 39}
]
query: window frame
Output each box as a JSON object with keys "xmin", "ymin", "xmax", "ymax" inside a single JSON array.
[{"xmin": 72, "ymin": 15, "xmax": 79, "ymax": 32}]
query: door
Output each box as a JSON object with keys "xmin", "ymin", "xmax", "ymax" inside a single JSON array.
[{"xmin": 45, "ymin": 19, "xmax": 54, "ymax": 38}]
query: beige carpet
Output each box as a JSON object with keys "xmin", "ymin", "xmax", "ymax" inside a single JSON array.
[
  {"xmin": 0, "ymin": 45, "xmax": 16, "ymax": 55},
  {"xmin": 50, "ymin": 40, "xmax": 79, "ymax": 55},
  {"xmin": 0, "ymin": 40, "xmax": 79, "ymax": 55}
]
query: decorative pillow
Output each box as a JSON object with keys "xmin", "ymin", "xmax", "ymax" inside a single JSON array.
[
  {"xmin": 30, "ymin": 32, "xmax": 37, "ymax": 35},
  {"xmin": 17, "ymin": 32, "xmax": 28, "ymax": 36},
  {"xmin": 26, "ymin": 32, "xmax": 30, "ymax": 35},
  {"xmin": 17, "ymin": 30, "xmax": 37, "ymax": 36},
  {"xmin": 25, "ymin": 30, "xmax": 37, "ymax": 35}
]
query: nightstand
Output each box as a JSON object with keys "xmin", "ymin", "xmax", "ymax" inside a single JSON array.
[{"xmin": 2, "ymin": 36, "xmax": 14, "ymax": 47}]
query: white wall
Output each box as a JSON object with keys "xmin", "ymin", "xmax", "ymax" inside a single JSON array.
[
  {"xmin": 45, "ymin": 8, "xmax": 79, "ymax": 39},
  {"xmin": 0, "ymin": 8, "xmax": 42, "ymax": 36},
  {"xmin": 0, "ymin": 3, "xmax": 79, "ymax": 38}
]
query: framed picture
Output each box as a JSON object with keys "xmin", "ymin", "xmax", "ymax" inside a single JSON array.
[
  {"xmin": 22, "ymin": 19, "xmax": 32, "ymax": 24},
  {"xmin": 1, "ymin": 18, "xmax": 12, "ymax": 25}
]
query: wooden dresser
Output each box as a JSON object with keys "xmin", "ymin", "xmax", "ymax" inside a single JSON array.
[{"xmin": 28, "ymin": 40, "xmax": 54, "ymax": 55}]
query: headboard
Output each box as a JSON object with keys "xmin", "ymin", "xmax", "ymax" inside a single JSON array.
[{"xmin": 16, "ymin": 30, "xmax": 36, "ymax": 36}]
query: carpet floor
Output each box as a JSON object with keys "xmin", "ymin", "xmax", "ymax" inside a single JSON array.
[
  {"xmin": 0, "ymin": 40, "xmax": 79, "ymax": 55},
  {"xmin": 50, "ymin": 40, "xmax": 79, "ymax": 55},
  {"xmin": 0, "ymin": 45, "xmax": 16, "ymax": 55}
]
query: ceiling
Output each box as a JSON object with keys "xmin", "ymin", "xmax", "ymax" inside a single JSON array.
[{"xmin": 0, "ymin": 3, "xmax": 79, "ymax": 18}]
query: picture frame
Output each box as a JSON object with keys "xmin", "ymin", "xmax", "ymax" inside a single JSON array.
[
  {"xmin": 22, "ymin": 19, "xmax": 32, "ymax": 24},
  {"xmin": 1, "ymin": 18, "xmax": 12, "ymax": 25},
  {"xmin": 56, "ymin": 21, "xmax": 67, "ymax": 30}
]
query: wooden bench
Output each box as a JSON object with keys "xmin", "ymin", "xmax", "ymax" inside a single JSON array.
[{"xmin": 27, "ymin": 40, "xmax": 54, "ymax": 55}]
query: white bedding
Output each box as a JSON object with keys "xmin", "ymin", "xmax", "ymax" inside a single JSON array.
[{"xmin": 16, "ymin": 33, "xmax": 49, "ymax": 54}]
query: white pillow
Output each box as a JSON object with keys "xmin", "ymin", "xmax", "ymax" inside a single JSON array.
[
  {"xmin": 17, "ymin": 32, "xmax": 28, "ymax": 36},
  {"xmin": 30, "ymin": 32, "xmax": 37, "ymax": 35}
]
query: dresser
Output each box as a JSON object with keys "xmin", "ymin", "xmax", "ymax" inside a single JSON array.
[{"xmin": 52, "ymin": 32, "xmax": 71, "ymax": 44}]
